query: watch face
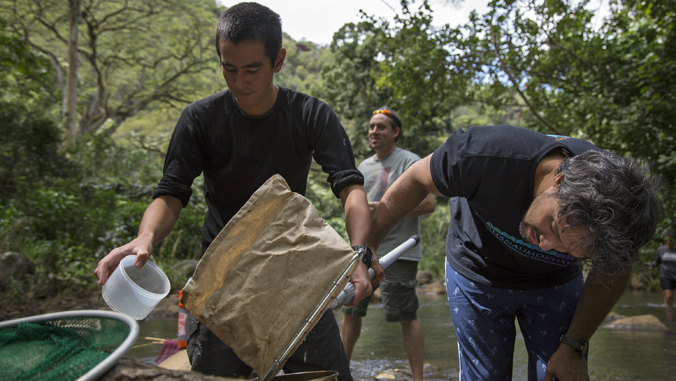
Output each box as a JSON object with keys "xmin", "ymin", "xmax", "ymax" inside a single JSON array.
[{"xmin": 354, "ymin": 246, "xmax": 373, "ymax": 267}]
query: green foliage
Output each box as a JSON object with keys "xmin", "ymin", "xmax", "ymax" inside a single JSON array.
[
  {"xmin": 318, "ymin": 0, "xmax": 674, "ymax": 277},
  {"xmin": 0, "ymin": 19, "xmax": 67, "ymax": 202},
  {"xmin": 305, "ymin": 167, "xmax": 347, "ymax": 240},
  {"xmin": 1, "ymin": 132, "xmax": 206, "ymax": 299},
  {"xmin": 0, "ymin": 19, "xmax": 55, "ymax": 102},
  {"xmin": 318, "ymin": 20, "xmax": 391, "ymax": 158},
  {"xmin": 318, "ymin": 0, "xmax": 521, "ymax": 160},
  {"xmin": 372, "ymin": 1, "xmax": 475, "ymax": 155},
  {"xmin": 461, "ymin": 0, "xmax": 675, "ymax": 227},
  {"xmin": 0, "ymin": 101, "xmax": 70, "ymax": 202},
  {"xmin": 420, "ymin": 202, "xmax": 451, "ymax": 276},
  {"xmin": 1, "ymin": 0, "xmax": 223, "ymax": 138},
  {"xmin": 275, "ymin": 35, "xmax": 332, "ymax": 97},
  {"xmin": 3, "ymin": 0, "xmax": 674, "ymax": 300}
]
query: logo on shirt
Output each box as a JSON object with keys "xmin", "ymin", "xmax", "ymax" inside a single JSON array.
[
  {"xmin": 663, "ymin": 252, "xmax": 676, "ymax": 262},
  {"xmin": 484, "ymin": 222, "xmax": 576, "ymax": 267},
  {"xmin": 363, "ymin": 167, "xmax": 391, "ymax": 202}
]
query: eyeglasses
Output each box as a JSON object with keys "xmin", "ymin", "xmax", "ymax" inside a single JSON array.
[{"xmin": 373, "ymin": 109, "xmax": 393, "ymax": 117}]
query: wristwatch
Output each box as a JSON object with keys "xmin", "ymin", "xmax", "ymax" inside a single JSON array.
[
  {"xmin": 352, "ymin": 245, "xmax": 373, "ymax": 269},
  {"xmin": 560, "ymin": 335, "xmax": 589, "ymax": 357}
]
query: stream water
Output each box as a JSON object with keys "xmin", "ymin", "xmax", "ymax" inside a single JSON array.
[{"xmin": 127, "ymin": 290, "xmax": 676, "ymax": 380}]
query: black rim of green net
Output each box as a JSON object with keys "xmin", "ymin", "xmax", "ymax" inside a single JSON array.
[{"xmin": 0, "ymin": 310, "xmax": 139, "ymax": 381}]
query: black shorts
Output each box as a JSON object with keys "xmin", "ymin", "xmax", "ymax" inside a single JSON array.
[
  {"xmin": 660, "ymin": 276, "xmax": 676, "ymax": 291},
  {"xmin": 187, "ymin": 309, "xmax": 352, "ymax": 380}
]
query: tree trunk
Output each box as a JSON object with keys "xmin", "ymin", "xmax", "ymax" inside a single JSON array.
[{"xmin": 65, "ymin": 0, "xmax": 80, "ymax": 147}]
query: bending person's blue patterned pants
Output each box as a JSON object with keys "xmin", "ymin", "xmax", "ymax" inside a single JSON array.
[{"xmin": 445, "ymin": 260, "xmax": 585, "ymax": 380}]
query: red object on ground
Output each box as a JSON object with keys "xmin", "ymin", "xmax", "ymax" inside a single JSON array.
[
  {"xmin": 155, "ymin": 339, "xmax": 180, "ymax": 364},
  {"xmin": 178, "ymin": 290, "xmax": 188, "ymax": 349}
]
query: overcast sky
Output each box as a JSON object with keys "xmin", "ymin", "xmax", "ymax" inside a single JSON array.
[
  {"xmin": 215, "ymin": 0, "xmax": 490, "ymax": 45},
  {"xmin": 215, "ymin": 0, "xmax": 610, "ymax": 45}
]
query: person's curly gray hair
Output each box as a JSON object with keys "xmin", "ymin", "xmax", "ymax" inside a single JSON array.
[{"xmin": 556, "ymin": 150, "xmax": 663, "ymax": 281}]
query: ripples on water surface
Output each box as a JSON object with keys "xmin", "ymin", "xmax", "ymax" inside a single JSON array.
[{"xmin": 129, "ymin": 291, "xmax": 676, "ymax": 380}]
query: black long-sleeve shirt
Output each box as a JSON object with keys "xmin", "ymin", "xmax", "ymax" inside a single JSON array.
[
  {"xmin": 652, "ymin": 245, "xmax": 676, "ymax": 280},
  {"xmin": 153, "ymin": 87, "xmax": 363, "ymax": 255}
]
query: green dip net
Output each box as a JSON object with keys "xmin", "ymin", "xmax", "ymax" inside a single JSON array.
[{"xmin": 0, "ymin": 314, "xmax": 132, "ymax": 381}]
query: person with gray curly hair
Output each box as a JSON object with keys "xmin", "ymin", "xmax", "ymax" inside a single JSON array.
[
  {"xmin": 554, "ymin": 151, "xmax": 662, "ymax": 280},
  {"xmin": 368, "ymin": 125, "xmax": 662, "ymax": 381}
]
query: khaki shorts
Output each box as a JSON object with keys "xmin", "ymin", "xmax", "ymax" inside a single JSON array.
[{"xmin": 342, "ymin": 260, "xmax": 419, "ymax": 322}]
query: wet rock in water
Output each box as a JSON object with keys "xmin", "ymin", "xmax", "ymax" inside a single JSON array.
[
  {"xmin": 101, "ymin": 357, "xmax": 238, "ymax": 380},
  {"xmin": 417, "ymin": 280, "xmax": 446, "ymax": 294},
  {"xmin": 371, "ymin": 287, "xmax": 382, "ymax": 303},
  {"xmin": 158, "ymin": 349, "xmax": 191, "ymax": 371},
  {"xmin": 603, "ymin": 314, "xmax": 668, "ymax": 330},
  {"xmin": 151, "ymin": 293, "xmax": 180, "ymax": 318},
  {"xmin": 375, "ymin": 364, "xmax": 442, "ymax": 380},
  {"xmin": 605, "ymin": 312, "xmax": 627, "ymax": 322},
  {"xmin": 416, "ymin": 271, "xmax": 434, "ymax": 286},
  {"xmin": 628, "ymin": 273, "xmax": 645, "ymax": 290}
]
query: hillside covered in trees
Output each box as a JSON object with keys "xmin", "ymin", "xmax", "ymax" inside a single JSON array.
[{"xmin": 1, "ymin": 0, "xmax": 673, "ymax": 303}]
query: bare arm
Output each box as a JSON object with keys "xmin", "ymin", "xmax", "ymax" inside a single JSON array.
[
  {"xmin": 544, "ymin": 267, "xmax": 631, "ymax": 381},
  {"xmin": 94, "ymin": 195, "xmax": 182, "ymax": 285},
  {"xmin": 648, "ymin": 250, "xmax": 662, "ymax": 269},
  {"xmin": 369, "ymin": 155, "xmax": 442, "ymax": 250},
  {"xmin": 339, "ymin": 183, "xmax": 385, "ymax": 305},
  {"xmin": 408, "ymin": 193, "xmax": 436, "ymax": 217},
  {"xmin": 367, "ymin": 193, "xmax": 435, "ymax": 218}
]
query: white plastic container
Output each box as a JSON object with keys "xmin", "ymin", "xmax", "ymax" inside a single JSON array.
[{"xmin": 102, "ymin": 255, "xmax": 170, "ymax": 320}]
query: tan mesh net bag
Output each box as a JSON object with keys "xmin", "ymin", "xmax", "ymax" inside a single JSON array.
[{"xmin": 182, "ymin": 174, "xmax": 359, "ymax": 378}]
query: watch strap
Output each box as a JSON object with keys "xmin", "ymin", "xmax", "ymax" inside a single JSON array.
[
  {"xmin": 560, "ymin": 335, "xmax": 588, "ymax": 357},
  {"xmin": 351, "ymin": 245, "xmax": 373, "ymax": 268}
]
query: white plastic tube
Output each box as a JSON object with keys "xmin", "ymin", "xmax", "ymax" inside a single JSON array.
[{"xmin": 330, "ymin": 235, "xmax": 420, "ymax": 309}]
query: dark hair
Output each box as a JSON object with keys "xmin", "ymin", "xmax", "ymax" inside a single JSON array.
[
  {"xmin": 556, "ymin": 150, "xmax": 663, "ymax": 281},
  {"xmin": 665, "ymin": 228, "xmax": 675, "ymax": 238},
  {"xmin": 215, "ymin": 2, "xmax": 282, "ymax": 67},
  {"xmin": 373, "ymin": 107, "xmax": 403, "ymax": 142}
]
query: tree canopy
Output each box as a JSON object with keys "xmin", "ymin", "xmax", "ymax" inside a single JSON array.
[
  {"xmin": 1, "ymin": 0, "xmax": 673, "ymax": 299},
  {"xmin": 1, "ymin": 0, "xmax": 223, "ymax": 142},
  {"xmin": 321, "ymin": 0, "xmax": 674, "ymax": 229}
]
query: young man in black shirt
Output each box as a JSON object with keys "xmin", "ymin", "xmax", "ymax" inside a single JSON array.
[
  {"xmin": 94, "ymin": 3, "xmax": 382, "ymax": 379},
  {"xmin": 368, "ymin": 125, "xmax": 662, "ymax": 381}
]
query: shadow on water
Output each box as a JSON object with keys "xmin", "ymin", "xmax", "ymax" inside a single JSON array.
[{"xmin": 129, "ymin": 291, "xmax": 676, "ymax": 380}]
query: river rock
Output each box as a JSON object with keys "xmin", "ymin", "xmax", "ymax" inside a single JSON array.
[
  {"xmin": 151, "ymin": 293, "xmax": 180, "ymax": 318},
  {"xmin": 371, "ymin": 287, "xmax": 382, "ymax": 302},
  {"xmin": 375, "ymin": 363, "xmax": 443, "ymax": 380},
  {"xmin": 605, "ymin": 312, "xmax": 627, "ymax": 322},
  {"xmin": 628, "ymin": 273, "xmax": 646, "ymax": 290},
  {"xmin": 0, "ymin": 252, "xmax": 35, "ymax": 290},
  {"xmin": 416, "ymin": 271, "xmax": 434, "ymax": 286},
  {"xmin": 603, "ymin": 314, "xmax": 668, "ymax": 330},
  {"xmin": 101, "ymin": 357, "xmax": 239, "ymax": 380},
  {"xmin": 417, "ymin": 280, "xmax": 446, "ymax": 294},
  {"xmin": 158, "ymin": 349, "xmax": 191, "ymax": 371}
]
